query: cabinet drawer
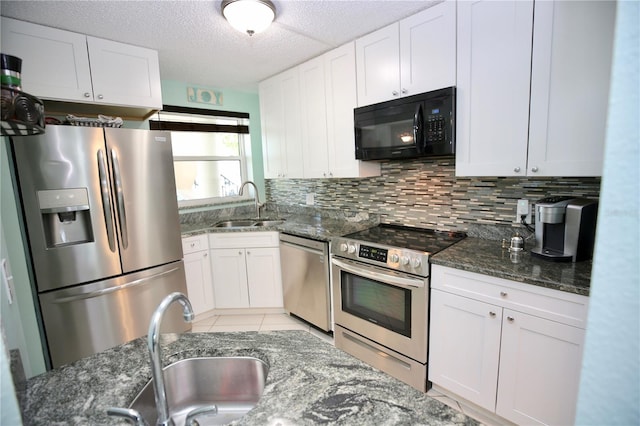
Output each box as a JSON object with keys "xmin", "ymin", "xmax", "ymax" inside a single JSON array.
[
  {"xmin": 181, "ymin": 234, "xmax": 209, "ymax": 254},
  {"xmin": 208, "ymin": 231, "xmax": 279, "ymax": 249},
  {"xmin": 431, "ymin": 265, "xmax": 589, "ymax": 328}
]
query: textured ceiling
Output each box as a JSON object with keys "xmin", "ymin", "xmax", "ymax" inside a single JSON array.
[{"xmin": 0, "ymin": 0, "xmax": 438, "ymax": 93}]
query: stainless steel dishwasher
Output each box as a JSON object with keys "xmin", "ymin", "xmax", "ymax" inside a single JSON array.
[{"xmin": 279, "ymin": 233, "xmax": 331, "ymax": 332}]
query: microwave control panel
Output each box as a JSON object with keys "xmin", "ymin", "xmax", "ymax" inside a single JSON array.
[{"xmin": 426, "ymin": 109, "xmax": 447, "ymax": 143}]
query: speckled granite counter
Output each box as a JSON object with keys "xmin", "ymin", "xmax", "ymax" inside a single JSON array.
[
  {"xmin": 20, "ymin": 331, "xmax": 476, "ymax": 426},
  {"xmin": 431, "ymin": 237, "xmax": 591, "ymax": 296},
  {"xmin": 181, "ymin": 213, "xmax": 376, "ymax": 242}
]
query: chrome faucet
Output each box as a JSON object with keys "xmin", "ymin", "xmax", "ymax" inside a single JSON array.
[
  {"xmin": 239, "ymin": 180, "xmax": 263, "ymax": 218},
  {"xmin": 148, "ymin": 292, "xmax": 194, "ymax": 426}
]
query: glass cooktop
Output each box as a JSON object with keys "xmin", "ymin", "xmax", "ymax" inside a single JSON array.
[{"xmin": 342, "ymin": 224, "xmax": 466, "ymax": 254}]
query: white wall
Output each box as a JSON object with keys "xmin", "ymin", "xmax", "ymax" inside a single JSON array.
[{"xmin": 575, "ymin": 1, "xmax": 640, "ymax": 424}]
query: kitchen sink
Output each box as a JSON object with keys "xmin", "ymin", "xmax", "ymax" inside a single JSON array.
[
  {"xmin": 252, "ymin": 219, "xmax": 284, "ymax": 227},
  {"xmin": 212, "ymin": 219, "xmax": 284, "ymax": 228},
  {"xmin": 213, "ymin": 220, "xmax": 257, "ymax": 228},
  {"xmin": 129, "ymin": 357, "xmax": 269, "ymax": 425}
]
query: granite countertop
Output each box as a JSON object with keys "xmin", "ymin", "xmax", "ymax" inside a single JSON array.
[
  {"xmin": 431, "ymin": 237, "xmax": 592, "ymax": 296},
  {"xmin": 181, "ymin": 213, "xmax": 376, "ymax": 242},
  {"xmin": 21, "ymin": 331, "xmax": 477, "ymax": 426}
]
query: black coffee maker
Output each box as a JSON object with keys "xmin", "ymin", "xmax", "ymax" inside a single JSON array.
[{"xmin": 531, "ymin": 196, "xmax": 598, "ymax": 262}]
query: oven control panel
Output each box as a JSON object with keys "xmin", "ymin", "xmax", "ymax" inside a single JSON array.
[
  {"xmin": 359, "ymin": 244, "xmax": 388, "ymax": 262},
  {"xmin": 335, "ymin": 241, "xmax": 429, "ymax": 277}
]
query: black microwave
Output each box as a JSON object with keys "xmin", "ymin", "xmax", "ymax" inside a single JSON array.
[{"xmin": 354, "ymin": 87, "xmax": 456, "ymax": 161}]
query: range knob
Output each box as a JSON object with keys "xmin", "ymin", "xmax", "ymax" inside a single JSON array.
[
  {"xmin": 339, "ymin": 243, "xmax": 348, "ymax": 252},
  {"xmin": 401, "ymin": 256, "xmax": 410, "ymax": 266},
  {"xmin": 390, "ymin": 253, "xmax": 400, "ymax": 263},
  {"xmin": 410, "ymin": 258, "xmax": 422, "ymax": 269},
  {"xmin": 347, "ymin": 244, "xmax": 357, "ymax": 254}
]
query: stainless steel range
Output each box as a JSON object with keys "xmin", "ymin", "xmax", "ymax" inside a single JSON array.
[{"xmin": 330, "ymin": 224, "xmax": 465, "ymax": 392}]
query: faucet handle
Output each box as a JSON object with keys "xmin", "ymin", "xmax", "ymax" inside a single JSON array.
[
  {"xmin": 185, "ymin": 404, "xmax": 218, "ymax": 426},
  {"xmin": 107, "ymin": 407, "xmax": 149, "ymax": 426}
]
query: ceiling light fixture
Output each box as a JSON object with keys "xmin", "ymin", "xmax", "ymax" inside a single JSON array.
[{"xmin": 221, "ymin": 0, "xmax": 276, "ymax": 37}]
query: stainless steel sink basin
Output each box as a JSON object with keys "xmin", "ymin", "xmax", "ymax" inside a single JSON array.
[
  {"xmin": 130, "ymin": 357, "xmax": 269, "ymax": 425},
  {"xmin": 253, "ymin": 219, "xmax": 284, "ymax": 227},
  {"xmin": 212, "ymin": 219, "xmax": 284, "ymax": 228},
  {"xmin": 213, "ymin": 220, "xmax": 257, "ymax": 228}
]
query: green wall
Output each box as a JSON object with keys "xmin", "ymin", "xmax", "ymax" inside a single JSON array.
[
  {"xmin": 0, "ymin": 139, "xmax": 47, "ymax": 377},
  {"xmin": 160, "ymin": 80, "xmax": 265, "ymax": 198}
]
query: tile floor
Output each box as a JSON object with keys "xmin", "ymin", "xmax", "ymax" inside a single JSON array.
[{"xmin": 190, "ymin": 311, "xmax": 333, "ymax": 343}]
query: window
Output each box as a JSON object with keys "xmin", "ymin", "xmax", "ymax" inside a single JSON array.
[{"xmin": 150, "ymin": 106, "xmax": 251, "ymax": 206}]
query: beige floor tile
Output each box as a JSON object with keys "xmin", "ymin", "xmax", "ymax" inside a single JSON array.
[
  {"xmin": 210, "ymin": 324, "xmax": 260, "ymax": 332},
  {"xmin": 259, "ymin": 323, "xmax": 309, "ymax": 332},
  {"xmin": 192, "ymin": 315, "xmax": 218, "ymax": 327},
  {"xmin": 261, "ymin": 313, "xmax": 302, "ymax": 325},
  {"xmin": 214, "ymin": 314, "xmax": 264, "ymax": 326}
]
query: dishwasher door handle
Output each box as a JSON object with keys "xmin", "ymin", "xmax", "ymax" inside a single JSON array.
[{"xmin": 280, "ymin": 241, "xmax": 324, "ymax": 257}]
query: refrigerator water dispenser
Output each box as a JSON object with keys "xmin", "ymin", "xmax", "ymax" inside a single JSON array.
[{"xmin": 38, "ymin": 188, "xmax": 94, "ymax": 247}]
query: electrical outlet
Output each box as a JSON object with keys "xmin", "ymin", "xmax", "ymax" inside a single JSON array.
[
  {"xmin": 306, "ymin": 193, "xmax": 315, "ymax": 206},
  {"xmin": 516, "ymin": 199, "xmax": 531, "ymax": 224}
]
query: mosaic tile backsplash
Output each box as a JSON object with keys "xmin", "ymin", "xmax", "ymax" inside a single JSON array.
[{"xmin": 265, "ymin": 158, "xmax": 601, "ymax": 233}]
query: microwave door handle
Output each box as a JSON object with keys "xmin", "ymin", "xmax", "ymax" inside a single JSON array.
[
  {"xmin": 97, "ymin": 150, "xmax": 116, "ymax": 252},
  {"xmin": 331, "ymin": 258, "xmax": 424, "ymax": 289},
  {"xmin": 110, "ymin": 149, "xmax": 128, "ymax": 249},
  {"xmin": 413, "ymin": 104, "xmax": 424, "ymax": 152}
]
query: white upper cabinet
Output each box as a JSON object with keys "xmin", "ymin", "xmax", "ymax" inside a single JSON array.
[
  {"xmin": 1, "ymin": 18, "xmax": 92, "ymax": 102},
  {"xmin": 300, "ymin": 43, "xmax": 380, "ymax": 178},
  {"xmin": 455, "ymin": 0, "xmax": 534, "ymax": 177},
  {"xmin": 1, "ymin": 17, "xmax": 162, "ymax": 114},
  {"xmin": 86, "ymin": 37, "xmax": 162, "ymax": 109},
  {"xmin": 356, "ymin": 0, "xmax": 456, "ymax": 107},
  {"xmin": 456, "ymin": 0, "xmax": 616, "ymax": 177},
  {"xmin": 527, "ymin": 0, "xmax": 616, "ymax": 177},
  {"xmin": 259, "ymin": 69, "xmax": 304, "ymax": 179},
  {"xmin": 299, "ymin": 56, "xmax": 330, "ymax": 178}
]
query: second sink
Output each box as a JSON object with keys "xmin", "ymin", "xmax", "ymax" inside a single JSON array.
[{"xmin": 130, "ymin": 356, "xmax": 269, "ymax": 425}]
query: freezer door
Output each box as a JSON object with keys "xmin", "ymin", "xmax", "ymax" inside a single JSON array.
[
  {"xmin": 105, "ymin": 128, "xmax": 182, "ymax": 273},
  {"xmin": 38, "ymin": 261, "xmax": 190, "ymax": 368},
  {"xmin": 11, "ymin": 126, "xmax": 122, "ymax": 291}
]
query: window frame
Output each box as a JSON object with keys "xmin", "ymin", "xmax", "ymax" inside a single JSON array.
[{"xmin": 150, "ymin": 105, "xmax": 252, "ymax": 207}]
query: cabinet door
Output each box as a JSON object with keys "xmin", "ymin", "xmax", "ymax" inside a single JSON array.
[
  {"xmin": 429, "ymin": 290, "xmax": 502, "ymax": 411},
  {"xmin": 280, "ymin": 69, "xmax": 305, "ymax": 178},
  {"xmin": 1, "ymin": 17, "xmax": 93, "ymax": 102},
  {"xmin": 259, "ymin": 75, "xmax": 286, "ymax": 179},
  {"xmin": 259, "ymin": 70, "xmax": 304, "ymax": 178},
  {"xmin": 183, "ymin": 251, "xmax": 214, "ymax": 315},
  {"xmin": 496, "ymin": 310, "xmax": 586, "ymax": 425},
  {"xmin": 455, "ymin": 0, "xmax": 533, "ymax": 177},
  {"xmin": 528, "ymin": 0, "xmax": 616, "ymax": 177},
  {"xmin": 210, "ymin": 248, "xmax": 249, "ymax": 308},
  {"xmin": 300, "ymin": 57, "xmax": 330, "ymax": 178},
  {"xmin": 86, "ymin": 37, "xmax": 162, "ymax": 109},
  {"xmin": 325, "ymin": 43, "xmax": 381, "ymax": 179},
  {"xmin": 399, "ymin": 0, "xmax": 456, "ymax": 96},
  {"xmin": 356, "ymin": 23, "xmax": 400, "ymax": 106},
  {"xmin": 245, "ymin": 247, "xmax": 283, "ymax": 308}
]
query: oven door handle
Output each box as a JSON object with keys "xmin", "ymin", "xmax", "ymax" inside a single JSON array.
[{"xmin": 331, "ymin": 258, "xmax": 425, "ymax": 289}]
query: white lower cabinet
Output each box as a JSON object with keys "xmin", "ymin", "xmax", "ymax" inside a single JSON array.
[
  {"xmin": 209, "ymin": 232, "xmax": 283, "ymax": 309},
  {"xmin": 182, "ymin": 235, "xmax": 214, "ymax": 315},
  {"xmin": 429, "ymin": 265, "xmax": 589, "ymax": 426}
]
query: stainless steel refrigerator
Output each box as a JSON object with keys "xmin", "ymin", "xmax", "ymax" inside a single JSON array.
[{"xmin": 10, "ymin": 125, "xmax": 189, "ymax": 368}]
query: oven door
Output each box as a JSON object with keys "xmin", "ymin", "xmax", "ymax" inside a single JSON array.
[{"xmin": 331, "ymin": 256, "xmax": 428, "ymax": 363}]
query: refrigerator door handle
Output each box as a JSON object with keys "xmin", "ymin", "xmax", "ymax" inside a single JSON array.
[
  {"xmin": 97, "ymin": 149, "xmax": 117, "ymax": 252},
  {"xmin": 110, "ymin": 149, "xmax": 129, "ymax": 249},
  {"xmin": 50, "ymin": 267, "xmax": 180, "ymax": 303}
]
